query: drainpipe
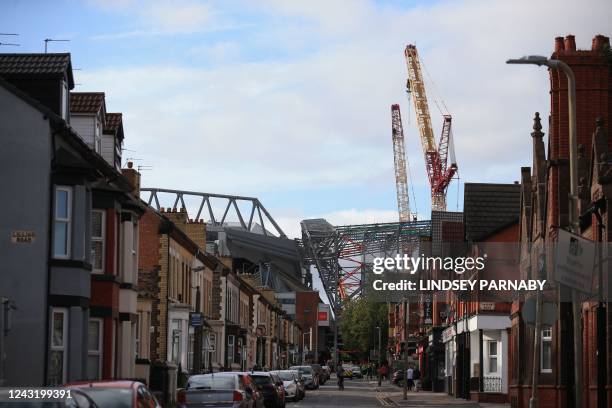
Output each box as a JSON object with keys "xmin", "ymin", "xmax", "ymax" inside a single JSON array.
[{"xmin": 593, "ymin": 202, "xmax": 606, "ymax": 408}]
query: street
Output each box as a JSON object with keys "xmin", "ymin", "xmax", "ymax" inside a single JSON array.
[
  {"xmin": 287, "ymin": 376, "xmax": 383, "ymax": 407},
  {"xmin": 286, "ymin": 376, "xmax": 509, "ymax": 408}
]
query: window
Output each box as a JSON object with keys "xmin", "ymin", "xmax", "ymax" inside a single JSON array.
[
  {"xmin": 48, "ymin": 308, "xmax": 68, "ymax": 385},
  {"xmin": 227, "ymin": 335, "xmax": 235, "ymax": 366},
  {"xmin": 53, "ymin": 186, "xmax": 72, "ymax": 258},
  {"xmin": 87, "ymin": 318, "xmax": 103, "ymax": 379},
  {"xmin": 91, "ymin": 210, "xmax": 105, "ymax": 273},
  {"xmin": 135, "ymin": 312, "xmax": 141, "ymax": 359},
  {"xmin": 188, "ymin": 328, "xmax": 194, "ymax": 371},
  {"xmin": 541, "ymin": 328, "xmax": 552, "ymax": 373},
  {"xmin": 209, "ymin": 333, "xmax": 217, "ymax": 367},
  {"xmin": 171, "ymin": 319, "xmax": 182, "ymax": 365},
  {"xmin": 94, "ymin": 121, "xmax": 102, "ymax": 154},
  {"xmin": 488, "ymin": 341, "xmax": 498, "ymax": 374},
  {"xmin": 60, "ymin": 80, "xmax": 68, "ymax": 120}
]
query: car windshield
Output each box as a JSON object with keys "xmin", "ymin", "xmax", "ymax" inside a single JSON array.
[
  {"xmin": 188, "ymin": 375, "xmax": 235, "ymax": 390},
  {"xmin": 251, "ymin": 375, "xmax": 273, "ymax": 386},
  {"xmin": 277, "ymin": 372, "xmax": 294, "ymax": 381},
  {"xmin": 290, "ymin": 366, "xmax": 311, "ymax": 374},
  {"xmin": 77, "ymin": 388, "xmax": 133, "ymax": 408}
]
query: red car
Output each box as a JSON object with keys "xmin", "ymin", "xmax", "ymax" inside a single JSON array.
[{"xmin": 64, "ymin": 380, "xmax": 161, "ymax": 408}]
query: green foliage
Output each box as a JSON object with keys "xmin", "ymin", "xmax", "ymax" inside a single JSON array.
[{"xmin": 339, "ymin": 298, "xmax": 388, "ymax": 359}]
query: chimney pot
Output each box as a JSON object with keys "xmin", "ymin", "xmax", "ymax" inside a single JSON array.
[
  {"xmin": 173, "ymin": 208, "xmax": 177, "ymax": 213},
  {"xmin": 592, "ymin": 34, "xmax": 610, "ymax": 51},
  {"xmin": 554, "ymin": 37, "xmax": 565, "ymax": 52},
  {"xmin": 160, "ymin": 207, "xmax": 165, "ymax": 212},
  {"xmin": 127, "ymin": 161, "xmax": 133, "ymax": 169},
  {"xmin": 189, "ymin": 218, "xmax": 193, "ymax": 223},
  {"xmin": 564, "ymin": 35, "xmax": 576, "ymax": 52}
]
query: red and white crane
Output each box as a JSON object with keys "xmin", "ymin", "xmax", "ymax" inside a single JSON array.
[{"xmin": 404, "ymin": 44, "xmax": 457, "ymax": 211}]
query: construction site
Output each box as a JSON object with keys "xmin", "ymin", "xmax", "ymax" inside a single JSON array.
[{"xmin": 1, "ymin": 1, "xmax": 611, "ymax": 406}]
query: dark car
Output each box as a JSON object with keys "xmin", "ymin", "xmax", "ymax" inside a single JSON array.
[
  {"xmin": 64, "ymin": 380, "xmax": 160, "ymax": 408},
  {"xmin": 177, "ymin": 372, "xmax": 264, "ymax": 408},
  {"xmin": 250, "ymin": 372, "xmax": 285, "ymax": 408}
]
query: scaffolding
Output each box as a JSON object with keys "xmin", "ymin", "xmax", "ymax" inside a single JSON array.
[{"xmin": 300, "ymin": 218, "xmax": 431, "ymax": 314}]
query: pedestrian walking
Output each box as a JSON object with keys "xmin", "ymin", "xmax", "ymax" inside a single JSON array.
[
  {"xmin": 336, "ymin": 361, "xmax": 345, "ymax": 391},
  {"xmin": 413, "ymin": 367, "xmax": 421, "ymax": 392},
  {"xmin": 406, "ymin": 365, "xmax": 414, "ymax": 391},
  {"xmin": 366, "ymin": 364, "xmax": 372, "ymax": 380}
]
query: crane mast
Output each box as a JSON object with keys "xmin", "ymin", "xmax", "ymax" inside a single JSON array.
[
  {"xmin": 391, "ymin": 104, "xmax": 411, "ymax": 222},
  {"xmin": 404, "ymin": 44, "xmax": 457, "ymax": 211}
]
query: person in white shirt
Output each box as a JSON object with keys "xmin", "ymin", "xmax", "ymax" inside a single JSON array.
[{"xmin": 406, "ymin": 365, "xmax": 414, "ymax": 391}]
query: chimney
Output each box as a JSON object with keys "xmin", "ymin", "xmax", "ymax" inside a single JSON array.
[
  {"xmin": 592, "ymin": 34, "xmax": 610, "ymax": 52},
  {"xmin": 554, "ymin": 37, "xmax": 565, "ymax": 53},
  {"xmin": 122, "ymin": 161, "xmax": 141, "ymax": 197},
  {"xmin": 564, "ymin": 35, "xmax": 576, "ymax": 52}
]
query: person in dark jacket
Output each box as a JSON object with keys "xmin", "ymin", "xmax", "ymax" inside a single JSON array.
[{"xmin": 336, "ymin": 362, "xmax": 345, "ymax": 390}]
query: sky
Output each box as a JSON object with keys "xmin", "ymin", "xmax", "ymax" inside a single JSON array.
[{"xmin": 1, "ymin": 0, "xmax": 610, "ymax": 240}]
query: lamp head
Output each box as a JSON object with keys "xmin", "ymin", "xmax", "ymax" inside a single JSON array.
[{"xmin": 506, "ymin": 55, "xmax": 549, "ymax": 66}]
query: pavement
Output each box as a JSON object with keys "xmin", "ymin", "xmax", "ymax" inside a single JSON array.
[{"xmin": 286, "ymin": 376, "xmax": 510, "ymax": 407}]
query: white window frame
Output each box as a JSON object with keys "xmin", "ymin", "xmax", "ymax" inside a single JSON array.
[
  {"xmin": 88, "ymin": 318, "xmax": 103, "ymax": 379},
  {"xmin": 60, "ymin": 80, "xmax": 68, "ymax": 120},
  {"xmin": 171, "ymin": 319, "xmax": 182, "ymax": 365},
  {"xmin": 540, "ymin": 328, "xmax": 553, "ymax": 373},
  {"xmin": 209, "ymin": 333, "xmax": 217, "ymax": 365},
  {"xmin": 94, "ymin": 119, "xmax": 102, "ymax": 154},
  {"xmin": 49, "ymin": 308, "xmax": 68, "ymax": 385},
  {"xmin": 487, "ymin": 340, "xmax": 499, "ymax": 375},
  {"xmin": 53, "ymin": 186, "xmax": 72, "ymax": 259},
  {"xmin": 135, "ymin": 312, "xmax": 142, "ymax": 359},
  {"xmin": 91, "ymin": 210, "xmax": 105, "ymax": 273}
]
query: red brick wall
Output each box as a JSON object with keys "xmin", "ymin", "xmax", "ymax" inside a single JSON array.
[
  {"xmin": 547, "ymin": 34, "xmax": 611, "ymax": 231},
  {"xmin": 295, "ymin": 292, "xmax": 320, "ymax": 357},
  {"xmin": 138, "ymin": 210, "xmax": 161, "ymax": 274}
]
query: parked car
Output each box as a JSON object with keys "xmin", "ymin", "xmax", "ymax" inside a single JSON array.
[
  {"xmin": 64, "ymin": 380, "xmax": 160, "ymax": 408},
  {"xmin": 289, "ymin": 366, "xmax": 318, "ymax": 390},
  {"xmin": 287, "ymin": 369, "xmax": 306, "ymax": 400},
  {"xmin": 271, "ymin": 370, "xmax": 300, "ymax": 402},
  {"xmin": 309, "ymin": 364, "xmax": 326, "ymax": 384},
  {"xmin": 250, "ymin": 371, "xmax": 285, "ymax": 408},
  {"xmin": 176, "ymin": 372, "xmax": 264, "ymax": 408}
]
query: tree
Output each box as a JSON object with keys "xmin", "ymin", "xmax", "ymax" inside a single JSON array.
[{"xmin": 339, "ymin": 297, "xmax": 388, "ymax": 360}]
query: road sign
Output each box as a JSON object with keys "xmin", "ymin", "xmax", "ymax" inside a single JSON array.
[
  {"xmin": 521, "ymin": 297, "xmax": 558, "ymax": 326},
  {"xmin": 555, "ymin": 229, "xmax": 595, "ymax": 293}
]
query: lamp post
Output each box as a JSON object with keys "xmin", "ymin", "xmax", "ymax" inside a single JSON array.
[
  {"xmin": 506, "ymin": 55, "xmax": 579, "ymax": 408},
  {"xmin": 376, "ymin": 326, "xmax": 382, "ymax": 386}
]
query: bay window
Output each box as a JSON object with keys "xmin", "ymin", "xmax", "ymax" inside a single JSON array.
[
  {"xmin": 87, "ymin": 318, "xmax": 103, "ymax": 379},
  {"xmin": 91, "ymin": 210, "xmax": 105, "ymax": 273},
  {"xmin": 53, "ymin": 186, "xmax": 72, "ymax": 258},
  {"xmin": 48, "ymin": 308, "xmax": 68, "ymax": 385}
]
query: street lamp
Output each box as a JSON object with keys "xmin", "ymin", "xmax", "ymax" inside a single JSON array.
[
  {"xmin": 506, "ymin": 55, "xmax": 580, "ymax": 408},
  {"xmin": 376, "ymin": 326, "xmax": 382, "ymax": 386}
]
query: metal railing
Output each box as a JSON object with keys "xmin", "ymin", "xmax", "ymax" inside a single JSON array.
[{"xmin": 483, "ymin": 376, "xmax": 502, "ymax": 393}]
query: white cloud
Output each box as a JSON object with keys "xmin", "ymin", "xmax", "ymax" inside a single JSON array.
[{"xmin": 80, "ymin": 0, "xmax": 611, "ymax": 231}]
